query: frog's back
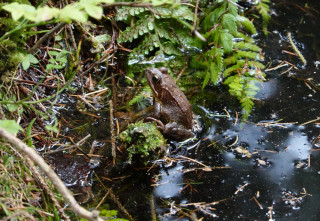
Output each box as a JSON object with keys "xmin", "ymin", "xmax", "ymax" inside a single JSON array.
[{"xmin": 160, "ymin": 84, "xmax": 193, "ymax": 129}]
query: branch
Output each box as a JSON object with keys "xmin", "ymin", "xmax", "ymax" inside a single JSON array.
[
  {"xmin": 0, "ymin": 128, "xmax": 103, "ymax": 221},
  {"xmin": 29, "ymin": 23, "xmax": 66, "ymax": 54}
]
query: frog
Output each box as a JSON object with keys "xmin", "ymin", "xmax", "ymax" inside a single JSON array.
[{"xmin": 145, "ymin": 67, "xmax": 200, "ymax": 141}]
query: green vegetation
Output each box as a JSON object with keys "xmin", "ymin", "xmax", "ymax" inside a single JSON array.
[
  {"xmin": 118, "ymin": 121, "xmax": 166, "ymax": 163},
  {"xmin": 117, "ymin": 0, "xmax": 269, "ymax": 119},
  {"xmin": 0, "ymin": 143, "xmax": 69, "ymax": 220}
]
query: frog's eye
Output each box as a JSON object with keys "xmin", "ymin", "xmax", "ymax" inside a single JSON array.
[{"xmin": 152, "ymin": 75, "xmax": 160, "ymax": 83}]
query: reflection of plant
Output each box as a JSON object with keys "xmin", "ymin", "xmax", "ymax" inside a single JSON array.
[{"xmin": 117, "ymin": 1, "xmax": 269, "ymax": 119}]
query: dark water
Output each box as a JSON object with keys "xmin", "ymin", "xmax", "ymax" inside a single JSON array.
[
  {"xmin": 49, "ymin": 0, "xmax": 320, "ymax": 220},
  {"xmin": 150, "ymin": 1, "xmax": 320, "ymax": 220}
]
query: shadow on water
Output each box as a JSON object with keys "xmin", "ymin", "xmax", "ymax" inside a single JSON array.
[{"xmin": 48, "ymin": 0, "xmax": 320, "ymax": 220}]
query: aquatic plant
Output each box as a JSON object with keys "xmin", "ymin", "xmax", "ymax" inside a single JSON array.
[{"xmin": 118, "ymin": 121, "xmax": 166, "ymax": 163}]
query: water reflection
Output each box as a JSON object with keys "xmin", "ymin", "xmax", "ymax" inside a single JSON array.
[{"xmin": 154, "ymin": 164, "xmax": 184, "ymax": 198}]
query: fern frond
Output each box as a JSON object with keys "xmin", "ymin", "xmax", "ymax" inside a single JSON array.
[
  {"xmin": 248, "ymin": 61, "xmax": 265, "ymax": 69},
  {"xmin": 115, "ymin": 6, "xmax": 146, "ymax": 21},
  {"xmin": 256, "ymin": 0, "xmax": 271, "ymax": 35},
  {"xmin": 234, "ymin": 42, "xmax": 260, "ymax": 52},
  {"xmin": 154, "ymin": 6, "xmax": 194, "ymax": 21},
  {"xmin": 240, "ymin": 96, "xmax": 254, "ymax": 119},
  {"xmin": 128, "ymin": 34, "xmax": 159, "ymax": 63},
  {"xmin": 162, "ymin": 42, "xmax": 182, "ymax": 56},
  {"xmin": 236, "ymin": 50, "xmax": 261, "ymax": 60},
  {"xmin": 236, "ymin": 15, "xmax": 256, "ymax": 34},
  {"xmin": 223, "ymin": 63, "xmax": 242, "ymax": 78},
  {"xmin": 155, "ymin": 22, "xmax": 172, "ymax": 40},
  {"xmin": 118, "ymin": 15, "xmax": 154, "ymax": 43}
]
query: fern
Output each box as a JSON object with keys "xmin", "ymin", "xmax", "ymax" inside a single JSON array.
[
  {"xmin": 116, "ymin": 6, "xmax": 146, "ymax": 21},
  {"xmin": 224, "ymin": 75, "xmax": 260, "ymax": 119},
  {"xmin": 190, "ymin": 0, "xmax": 267, "ymax": 119},
  {"xmin": 116, "ymin": 0, "xmax": 270, "ymax": 120},
  {"xmin": 117, "ymin": 3, "xmax": 197, "ymax": 73},
  {"xmin": 256, "ymin": 0, "xmax": 271, "ymax": 35},
  {"xmin": 118, "ymin": 15, "xmax": 154, "ymax": 43},
  {"xmin": 234, "ymin": 42, "xmax": 261, "ymax": 52}
]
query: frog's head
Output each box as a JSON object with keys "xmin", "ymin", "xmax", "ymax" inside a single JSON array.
[{"xmin": 145, "ymin": 67, "xmax": 170, "ymax": 98}]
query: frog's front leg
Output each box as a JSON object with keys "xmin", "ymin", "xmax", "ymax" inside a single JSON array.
[
  {"xmin": 144, "ymin": 118, "xmax": 195, "ymax": 141},
  {"xmin": 144, "ymin": 117, "xmax": 166, "ymax": 131},
  {"xmin": 163, "ymin": 122, "xmax": 195, "ymax": 141}
]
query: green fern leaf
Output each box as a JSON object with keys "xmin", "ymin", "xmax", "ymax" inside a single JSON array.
[
  {"xmin": 235, "ymin": 32, "xmax": 255, "ymax": 43},
  {"xmin": 115, "ymin": 6, "xmax": 146, "ymax": 21},
  {"xmin": 236, "ymin": 15, "xmax": 256, "ymax": 34},
  {"xmin": 172, "ymin": 6, "xmax": 194, "ymax": 21},
  {"xmin": 118, "ymin": 15, "xmax": 154, "ymax": 43},
  {"xmin": 175, "ymin": 29, "xmax": 200, "ymax": 48},
  {"xmin": 248, "ymin": 61, "xmax": 265, "ymax": 69},
  {"xmin": 228, "ymin": 0, "xmax": 238, "ymax": 16},
  {"xmin": 223, "ymin": 63, "xmax": 241, "ymax": 78},
  {"xmin": 154, "ymin": 6, "xmax": 194, "ymax": 21},
  {"xmin": 240, "ymin": 96, "xmax": 254, "ymax": 118},
  {"xmin": 128, "ymin": 35, "xmax": 159, "ymax": 64},
  {"xmin": 234, "ymin": 42, "xmax": 261, "ymax": 52},
  {"xmin": 202, "ymin": 71, "xmax": 210, "ymax": 89},
  {"xmin": 155, "ymin": 22, "xmax": 172, "ymax": 40},
  {"xmin": 236, "ymin": 50, "xmax": 261, "ymax": 60},
  {"xmin": 256, "ymin": 0, "xmax": 271, "ymax": 35},
  {"xmin": 222, "ymin": 14, "xmax": 237, "ymax": 35},
  {"xmin": 163, "ymin": 42, "xmax": 182, "ymax": 56},
  {"xmin": 220, "ymin": 31, "xmax": 233, "ymax": 53},
  {"xmin": 210, "ymin": 62, "xmax": 220, "ymax": 84}
]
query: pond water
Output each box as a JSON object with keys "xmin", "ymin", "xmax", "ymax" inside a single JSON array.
[
  {"xmin": 49, "ymin": 0, "xmax": 320, "ymax": 220},
  {"xmin": 131, "ymin": 1, "xmax": 320, "ymax": 220}
]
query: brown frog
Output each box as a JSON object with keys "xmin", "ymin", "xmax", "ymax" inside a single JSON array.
[{"xmin": 145, "ymin": 67, "xmax": 199, "ymax": 141}]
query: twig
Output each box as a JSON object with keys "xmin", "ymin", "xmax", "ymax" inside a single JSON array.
[
  {"xmin": 109, "ymin": 100, "xmax": 116, "ymax": 165},
  {"xmin": 29, "ymin": 23, "xmax": 66, "ymax": 54},
  {"xmin": 175, "ymin": 62, "xmax": 188, "ymax": 82},
  {"xmin": 251, "ymin": 196, "xmax": 263, "ymax": 209},
  {"xmin": 287, "ymin": 32, "xmax": 306, "ymax": 65},
  {"xmin": 192, "ymin": 0, "xmax": 199, "ymax": 33},
  {"xmin": 226, "ymin": 0, "xmax": 244, "ymax": 9},
  {"xmin": 178, "ymin": 155, "xmax": 208, "ymax": 167},
  {"xmin": 0, "ymin": 104, "xmax": 5, "ymax": 120},
  {"xmin": 234, "ymin": 182, "xmax": 248, "ymax": 195},
  {"xmin": 150, "ymin": 194, "xmax": 157, "ymax": 221},
  {"xmin": 181, "ymin": 166, "xmax": 230, "ymax": 173},
  {"xmin": 0, "ymin": 128, "xmax": 103, "ymax": 221},
  {"xmin": 268, "ymin": 205, "xmax": 273, "ymax": 220},
  {"xmin": 265, "ymin": 61, "xmax": 289, "ymax": 71},
  {"xmin": 67, "ymin": 24, "xmax": 77, "ymax": 50},
  {"xmin": 107, "ymin": 188, "xmax": 134, "ymax": 221},
  {"xmin": 300, "ymin": 117, "xmax": 320, "ymax": 126},
  {"xmin": 95, "ymin": 188, "xmax": 111, "ymax": 210},
  {"xmin": 25, "ymin": 157, "xmax": 70, "ymax": 221},
  {"xmin": 43, "ymin": 134, "xmax": 91, "ymax": 155}
]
